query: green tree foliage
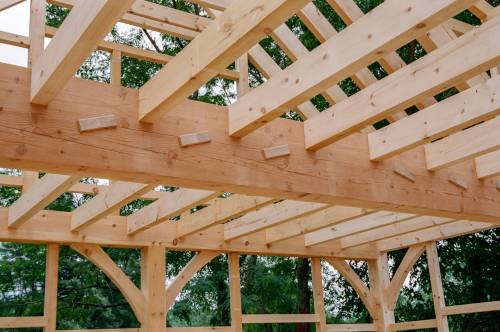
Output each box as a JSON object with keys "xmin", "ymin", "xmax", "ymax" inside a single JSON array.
[{"xmin": 1, "ymin": 1, "xmax": 499, "ymax": 331}]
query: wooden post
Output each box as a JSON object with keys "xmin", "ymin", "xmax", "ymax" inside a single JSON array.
[
  {"xmin": 43, "ymin": 243, "xmax": 59, "ymax": 332},
  {"xmin": 141, "ymin": 246, "xmax": 166, "ymax": 331},
  {"xmin": 426, "ymin": 242, "xmax": 450, "ymax": 332},
  {"xmin": 311, "ymin": 258, "xmax": 327, "ymax": 332},
  {"xmin": 228, "ymin": 253, "xmax": 243, "ymax": 332},
  {"xmin": 236, "ymin": 53, "xmax": 249, "ymax": 98},
  {"xmin": 368, "ymin": 253, "xmax": 395, "ymax": 332},
  {"xmin": 111, "ymin": 50, "xmax": 122, "ymax": 86},
  {"xmin": 28, "ymin": 0, "xmax": 46, "ymax": 68}
]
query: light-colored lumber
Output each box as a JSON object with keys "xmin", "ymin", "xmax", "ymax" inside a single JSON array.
[
  {"xmin": 166, "ymin": 251, "xmax": 220, "ymax": 310},
  {"xmin": 141, "ymin": 246, "xmax": 166, "ymax": 331},
  {"xmin": 110, "ymin": 50, "xmax": 121, "ymax": 86},
  {"xmin": 71, "ymin": 243, "xmax": 145, "ymax": 322},
  {"xmin": 138, "ymin": 0, "xmax": 311, "ymax": 122},
  {"xmin": 369, "ymin": 76, "xmax": 500, "ymax": 160},
  {"xmin": 176, "ymin": 195, "xmax": 276, "ymax": 238},
  {"xmin": 447, "ymin": 174, "xmax": 468, "ymax": 190},
  {"xmin": 442, "ymin": 301, "xmax": 500, "ymax": 316},
  {"xmin": 0, "ymin": 316, "xmax": 47, "ymax": 328},
  {"xmin": 0, "ymin": 30, "xmax": 30, "ymax": 48},
  {"xmin": 425, "ymin": 242, "xmax": 450, "ymax": 331},
  {"xmin": 236, "ymin": 53, "xmax": 249, "ymax": 97},
  {"xmin": 31, "ymin": 0, "xmax": 135, "ymax": 104},
  {"xmin": 28, "ymin": 0, "xmax": 45, "ymax": 67},
  {"xmin": 392, "ymin": 162, "xmax": 416, "ymax": 182},
  {"xmin": 229, "ymin": 0, "xmax": 477, "ymax": 138},
  {"xmin": 305, "ymin": 212, "xmax": 415, "ymax": 247},
  {"xmin": 224, "ymin": 200, "xmax": 328, "ymax": 241},
  {"xmin": 262, "ymin": 144, "xmax": 290, "ymax": 160},
  {"xmin": 71, "ymin": 182, "xmax": 156, "ymax": 232},
  {"xmin": 228, "ymin": 253, "xmax": 243, "ymax": 332},
  {"xmin": 8, "ymin": 174, "xmax": 78, "ymax": 228},
  {"xmin": 127, "ymin": 188, "xmax": 217, "ymax": 235},
  {"xmin": 266, "ymin": 206, "xmax": 373, "ymax": 244},
  {"xmin": 78, "ymin": 115, "xmax": 118, "ymax": 133},
  {"xmin": 386, "ymin": 244, "xmax": 426, "ymax": 310},
  {"xmin": 325, "ymin": 258, "xmax": 377, "ymax": 317},
  {"xmin": 43, "ymin": 243, "xmax": 59, "ymax": 332},
  {"xmin": 242, "ymin": 314, "xmax": 319, "ymax": 324},
  {"xmin": 389, "ymin": 319, "xmax": 437, "ymax": 331},
  {"xmin": 327, "ymin": 324, "xmax": 375, "ymax": 331},
  {"xmin": 306, "ymin": 16, "xmax": 500, "ymax": 151},
  {"xmin": 367, "ymin": 253, "xmax": 395, "ymax": 330},
  {"xmin": 425, "ymin": 117, "xmax": 500, "ymax": 170},
  {"xmin": 2, "ymin": 64, "xmax": 500, "ymax": 223},
  {"xmin": 311, "ymin": 257, "xmax": 327, "ymax": 332},
  {"xmin": 0, "ymin": 0, "xmax": 24, "ymax": 12},
  {"xmin": 475, "ymin": 150, "xmax": 500, "ymax": 179},
  {"xmin": 178, "ymin": 131, "xmax": 211, "ymax": 147}
]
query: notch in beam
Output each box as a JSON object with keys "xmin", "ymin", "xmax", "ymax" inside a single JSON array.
[{"xmin": 448, "ymin": 174, "xmax": 468, "ymax": 190}]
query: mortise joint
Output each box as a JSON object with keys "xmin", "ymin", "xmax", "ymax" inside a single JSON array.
[
  {"xmin": 262, "ymin": 144, "xmax": 290, "ymax": 160},
  {"xmin": 78, "ymin": 115, "xmax": 118, "ymax": 133},
  {"xmin": 178, "ymin": 131, "xmax": 211, "ymax": 147}
]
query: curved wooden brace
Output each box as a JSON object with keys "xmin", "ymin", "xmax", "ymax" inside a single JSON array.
[
  {"xmin": 70, "ymin": 243, "xmax": 145, "ymax": 322},
  {"xmin": 325, "ymin": 257, "xmax": 377, "ymax": 318},
  {"xmin": 386, "ymin": 244, "xmax": 426, "ymax": 310},
  {"xmin": 166, "ymin": 251, "xmax": 221, "ymax": 310}
]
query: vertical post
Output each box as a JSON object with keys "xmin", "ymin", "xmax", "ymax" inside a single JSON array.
[
  {"xmin": 368, "ymin": 253, "xmax": 395, "ymax": 332},
  {"xmin": 426, "ymin": 242, "xmax": 450, "ymax": 332},
  {"xmin": 141, "ymin": 246, "xmax": 166, "ymax": 332},
  {"xmin": 43, "ymin": 243, "xmax": 59, "ymax": 332},
  {"xmin": 311, "ymin": 258, "xmax": 327, "ymax": 332},
  {"xmin": 228, "ymin": 253, "xmax": 243, "ymax": 332},
  {"xmin": 28, "ymin": 0, "xmax": 46, "ymax": 68},
  {"xmin": 236, "ymin": 53, "xmax": 249, "ymax": 98},
  {"xmin": 111, "ymin": 50, "xmax": 122, "ymax": 86}
]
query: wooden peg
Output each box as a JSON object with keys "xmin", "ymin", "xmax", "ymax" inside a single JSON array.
[
  {"xmin": 78, "ymin": 115, "xmax": 118, "ymax": 132},
  {"xmin": 448, "ymin": 174, "xmax": 468, "ymax": 190},
  {"xmin": 178, "ymin": 131, "xmax": 211, "ymax": 147},
  {"xmin": 393, "ymin": 162, "xmax": 416, "ymax": 182},
  {"xmin": 263, "ymin": 144, "xmax": 290, "ymax": 160}
]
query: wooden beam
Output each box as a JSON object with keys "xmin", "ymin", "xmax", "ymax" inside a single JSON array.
[
  {"xmin": 43, "ymin": 243, "xmax": 59, "ymax": 332},
  {"xmin": 224, "ymin": 200, "xmax": 328, "ymax": 241},
  {"xmin": 265, "ymin": 206, "xmax": 373, "ymax": 244},
  {"xmin": 311, "ymin": 258, "xmax": 327, "ymax": 332},
  {"xmin": 325, "ymin": 258, "xmax": 377, "ymax": 318},
  {"xmin": 425, "ymin": 117, "xmax": 500, "ymax": 170},
  {"xmin": 71, "ymin": 243, "xmax": 145, "ymax": 322},
  {"xmin": 305, "ymin": 16, "xmax": 500, "ymax": 151},
  {"xmin": 425, "ymin": 242, "xmax": 450, "ymax": 331},
  {"xmin": 367, "ymin": 253, "xmax": 395, "ymax": 330},
  {"xmin": 0, "ymin": 0, "xmax": 24, "ymax": 12},
  {"xmin": 369, "ymin": 75, "xmax": 500, "ymax": 160},
  {"xmin": 28, "ymin": 0, "xmax": 46, "ymax": 67},
  {"xmin": 141, "ymin": 246, "xmax": 167, "ymax": 331},
  {"xmin": 386, "ymin": 244, "xmax": 426, "ymax": 310},
  {"xmin": 0, "ymin": 316, "xmax": 46, "ymax": 328},
  {"xmin": 242, "ymin": 314, "xmax": 320, "ymax": 324},
  {"xmin": 166, "ymin": 251, "xmax": 220, "ymax": 310},
  {"xmin": 110, "ymin": 50, "xmax": 121, "ymax": 86},
  {"xmin": 1, "ymin": 64, "xmax": 499, "ymax": 223},
  {"xmin": 475, "ymin": 150, "xmax": 500, "ymax": 179},
  {"xmin": 442, "ymin": 301, "xmax": 500, "ymax": 316},
  {"xmin": 31, "ymin": 0, "xmax": 134, "ymax": 104},
  {"xmin": 127, "ymin": 188, "xmax": 217, "ymax": 235},
  {"xmin": 71, "ymin": 182, "xmax": 155, "ymax": 232},
  {"xmin": 326, "ymin": 324, "xmax": 376, "ymax": 332},
  {"xmin": 138, "ymin": 0, "xmax": 311, "ymax": 122},
  {"xmin": 305, "ymin": 212, "xmax": 416, "ymax": 247},
  {"xmin": 377, "ymin": 220, "xmax": 497, "ymax": 252},
  {"xmin": 228, "ymin": 253, "xmax": 243, "ymax": 332},
  {"xmin": 389, "ymin": 319, "xmax": 437, "ymax": 331},
  {"xmin": 229, "ymin": 0, "xmax": 477, "ymax": 138},
  {"xmin": 8, "ymin": 174, "xmax": 79, "ymax": 228}
]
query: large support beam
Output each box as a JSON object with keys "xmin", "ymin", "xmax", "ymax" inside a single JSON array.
[
  {"xmin": 367, "ymin": 253, "xmax": 395, "ymax": 331},
  {"xmin": 425, "ymin": 242, "xmax": 450, "ymax": 332},
  {"xmin": 305, "ymin": 16, "xmax": 500, "ymax": 151},
  {"xmin": 71, "ymin": 243, "xmax": 145, "ymax": 322},
  {"xmin": 141, "ymin": 246, "xmax": 167, "ymax": 331},
  {"xmin": 228, "ymin": 0, "xmax": 477, "ymax": 138},
  {"xmin": 228, "ymin": 253, "xmax": 243, "ymax": 332},
  {"xmin": 0, "ymin": 64, "xmax": 499, "ymax": 223},
  {"xmin": 311, "ymin": 258, "xmax": 327, "ymax": 332},
  {"xmin": 138, "ymin": 0, "xmax": 310, "ymax": 122},
  {"xmin": 30, "ymin": 0, "xmax": 134, "ymax": 104},
  {"xmin": 43, "ymin": 243, "xmax": 59, "ymax": 332}
]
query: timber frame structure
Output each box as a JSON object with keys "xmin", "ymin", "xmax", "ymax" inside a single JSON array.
[{"xmin": 0, "ymin": 0, "xmax": 499, "ymax": 331}]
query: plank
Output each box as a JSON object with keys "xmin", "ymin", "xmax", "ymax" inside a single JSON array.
[
  {"xmin": 475, "ymin": 150, "xmax": 500, "ymax": 179},
  {"xmin": 306, "ymin": 15, "xmax": 500, "ymax": 151},
  {"xmin": 311, "ymin": 258, "xmax": 327, "ymax": 332},
  {"xmin": 442, "ymin": 301, "xmax": 500, "ymax": 316},
  {"xmin": 28, "ymin": 0, "xmax": 45, "ymax": 67},
  {"xmin": 141, "ymin": 246, "xmax": 166, "ymax": 331},
  {"xmin": 425, "ymin": 242, "xmax": 450, "ymax": 331},
  {"xmin": 31, "ymin": 0, "xmax": 135, "ymax": 104},
  {"xmin": 388, "ymin": 320, "xmax": 437, "ymax": 331},
  {"xmin": 138, "ymin": 0, "xmax": 311, "ymax": 122},
  {"xmin": 229, "ymin": 0, "xmax": 477, "ymax": 138},
  {"xmin": 326, "ymin": 324, "xmax": 375, "ymax": 332},
  {"xmin": 228, "ymin": 253, "xmax": 242, "ymax": 332},
  {"xmin": 0, "ymin": 0, "xmax": 24, "ymax": 12},
  {"xmin": 0, "ymin": 316, "xmax": 46, "ymax": 328},
  {"xmin": 242, "ymin": 314, "xmax": 320, "ymax": 324},
  {"xmin": 369, "ymin": 75, "xmax": 500, "ymax": 160},
  {"xmin": 1, "ymin": 64, "xmax": 499, "ymax": 223},
  {"xmin": 8, "ymin": 174, "xmax": 79, "ymax": 228},
  {"xmin": 44, "ymin": 243, "xmax": 59, "ymax": 332},
  {"xmin": 425, "ymin": 117, "xmax": 500, "ymax": 170}
]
